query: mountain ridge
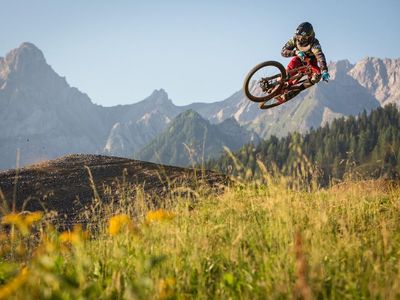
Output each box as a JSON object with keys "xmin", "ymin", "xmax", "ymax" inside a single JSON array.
[{"xmin": 0, "ymin": 42, "xmax": 398, "ymax": 169}]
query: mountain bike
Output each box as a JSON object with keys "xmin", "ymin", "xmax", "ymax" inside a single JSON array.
[{"xmin": 243, "ymin": 58, "xmax": 321, "ymax": 109}]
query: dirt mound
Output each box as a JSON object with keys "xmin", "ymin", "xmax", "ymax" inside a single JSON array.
[{"xmin": 0, "ymin": 154, "xmax": 228, "ymax": 225}]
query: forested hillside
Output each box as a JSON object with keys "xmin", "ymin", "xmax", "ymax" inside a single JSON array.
[
  {"xmin": 135, "ymin": 110, "xmax": 259, "ymax": 167},
  {"xmin": 206, "ymin": 105, "xmax": 400, "ymax": 186}
]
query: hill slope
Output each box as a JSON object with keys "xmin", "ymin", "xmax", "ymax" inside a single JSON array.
[{"xmin": 0, "ymin": 154, "xmax": 228, "ymax": 224}]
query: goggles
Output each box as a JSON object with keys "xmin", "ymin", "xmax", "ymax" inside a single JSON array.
[{"xmin": 296, "ymin": 34, "xmax": 310, "ymax": 45}]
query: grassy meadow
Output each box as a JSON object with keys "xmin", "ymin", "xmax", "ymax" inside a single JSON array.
[{"xmin": 1, "ymin": 166, "xmax": 400, "ymax": 299}]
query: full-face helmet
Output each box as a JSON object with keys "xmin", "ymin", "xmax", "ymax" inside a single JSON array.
[{"xmin": 295, "ymin": 22, "xmax": 315, "ymax": 46}]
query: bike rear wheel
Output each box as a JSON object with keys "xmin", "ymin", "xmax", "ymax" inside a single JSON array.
[{"xmin": 243, "ymin": 61, "xmax": 287, "ymax": 103}]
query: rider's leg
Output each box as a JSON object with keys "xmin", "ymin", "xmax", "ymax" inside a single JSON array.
[
  {"xmin": 286, "ymin": 56, "xmax": 309, "ymax": 93},
  {"xmin": 277, "ymin": 57, "xmax": 321, "ymax": 102},
  {"xmin": 304, "ymin": 57, "xmax": 321, "ymax": 88},
  {"xmin": 286, "ymin": 56, "xmax": 302, "ymax": 81},
  {"xmin": 275, "ymin": 57, "xmax": 306, "ymax": 102},
  {"xmin": 287, "ymin": 56, "xmax": 321, "ymax": 89}
]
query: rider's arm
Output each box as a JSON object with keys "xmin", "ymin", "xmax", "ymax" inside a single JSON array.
[
  {"xmin": 281, "ymin": 38, "xmax": 296, "ymax": 57},
  {"xmin": 311, "ymin": 39, "xmax": 328, "ymax": 72}
]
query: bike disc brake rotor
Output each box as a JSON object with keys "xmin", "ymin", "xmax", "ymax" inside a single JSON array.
[
  {"xmin": 250, "ymin": 65, "xmax": 283, "ymax": 95},
  {"xmin": 259, "ymin": 77, "xmax": 280, "ymax": 94}
]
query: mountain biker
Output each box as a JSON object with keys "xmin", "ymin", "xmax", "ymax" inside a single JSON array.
[{"xmin": 279, "ymin": 22, "xmax": 330, "ymax": 101}]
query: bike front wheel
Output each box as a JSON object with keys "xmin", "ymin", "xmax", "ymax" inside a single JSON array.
[{"xmin": 243, "ymin": 61, "xmax": 287, "ymax": 103}]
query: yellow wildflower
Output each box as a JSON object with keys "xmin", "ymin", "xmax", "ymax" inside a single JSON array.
[
  {"xmin": 59, "ymin": 231, "xmax": 80, "ymax": 245},
  {"xmin": 158, "ymin": 277, "xmax": 176, "ymax": 299},
  {"xmin": 108, "ymin": 214, "xmax": 134, "ymax": 236},
  {"xmin": 2, "ymin": 213, "xmax": 25, "ymax": 234},
  {"xmin": 1, "ymin": 213, "xmax": 22, "ymax": 225},
  {"xmin": 24, "ymin": 212, "xmax": 43, "ymax": 226},
  {"xmin": 59, "ymin": 225, "xmax": 86, "ymax": 245},
  {"xmin": 0, "ymin": 267, "xmax": 29, "ymax": 300},
  {"xmin": 145, "ymin": 210, "xmax": 175, "ymax": 224},
  {"xmin": 1, "ymin": 211, "xmax": 43, "ymax": 235}
]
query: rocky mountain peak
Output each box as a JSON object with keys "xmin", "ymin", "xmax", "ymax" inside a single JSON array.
[
  {"xmin": 0, "ymin": 42, "xmax": 72, "ymax": 102},
  {"xmin": 349, "ymin": 57, "xmax": 400, "ymax": 105},
  {"xmin": 9, "ymin": 42, "xmax": 45, "ymax": 62},
  {"xmin": 329, "ymin": 59, "xmax": 353, "ymax": 80},
  {"xmin": 1, "ymin": 42, "xmax": 47, "ymax": 80},
  {"xmin": 147, "ymin": 88, "xmax": 171, "ymax": 105},
  {"xmin": 350, "ymin": 57, "xmax": 388, "ymax": 84}
]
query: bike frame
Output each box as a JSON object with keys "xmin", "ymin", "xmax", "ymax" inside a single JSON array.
[
  {"xmin": 284, "ymin": 58, "xmax": 320, "ymax": 91},
  {"xmin": 258, "ymin": 59, "xmax": 321, "ymax": 109}
]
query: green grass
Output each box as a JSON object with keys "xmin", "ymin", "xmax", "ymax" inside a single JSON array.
[{"xmin": 1, "ymin": 177, "xmax": 400, "ymax": 299}]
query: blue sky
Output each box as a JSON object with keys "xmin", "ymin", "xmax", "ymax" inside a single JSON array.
[{"xmin": 0, "ymin": 0, "xmax": 399, "ymax": 106}]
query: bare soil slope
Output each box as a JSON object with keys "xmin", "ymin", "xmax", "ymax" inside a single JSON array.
[{"xmin": 0, "ymin": 154, "xmax": 228, "ymax": 225}]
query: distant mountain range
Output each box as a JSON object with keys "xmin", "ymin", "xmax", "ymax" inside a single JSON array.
[{"xmin": 0, "ymin": 42, "xmax": 398, "ymax": 169}]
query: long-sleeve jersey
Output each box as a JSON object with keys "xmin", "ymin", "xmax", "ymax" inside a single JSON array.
[{"xmin": 281, "ymin": 37, "xmax": 328, "ymax": 72}]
